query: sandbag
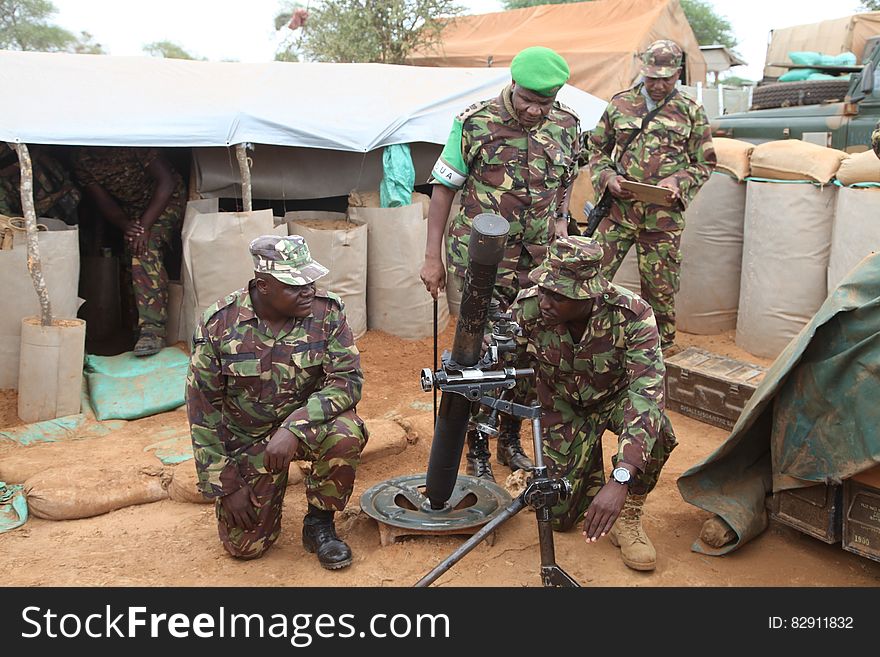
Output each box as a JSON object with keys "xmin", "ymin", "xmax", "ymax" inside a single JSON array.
[
  {"xmin": 610, "ymin": 247, "xmax": 642, "ymax": 295},
  {"xmin": 180, "ymin": 200, "xmax": 285, "ymax": 345},
  {"xmin": 677, "ymin": 174, "xmax": 747, "ymax": 334},
  {"xmin": 749, "ymin": 140, "xmax": 847, "ymax": 184},
  {"xmin": 0, "ymin": 217, "xmax": 80, "ymax": 389},
  {"xmin": 286, "ymin": 211, "xmax": 367, "ymax": 339},
  {"xmin": 835, "ymin": 150, "xmax": 880, "ymax": 186},
  {"xmin": 167, "ymin": 461, "xmax": 211, "ymax": 504},
  {"xmin": 349, "ymin": 191, "xmax": 448, "ymax": 339},
  {"xmin": 712, "ymin": 137, "xmax": 754, "ymax": 182},
  {"xmin": 828, "ymin": 186, "xmax": 880, "ymax": 290},
  {"xmin": 736, "ymin": 181, "xmax": 836, "ymax": 359},
  {"xmin": 84, "ymin": 347, "xmax": 189, "ymax": 420},
  {"xmin": 24, "ymin": 464, "xmax": 169, "ymax": 520}
]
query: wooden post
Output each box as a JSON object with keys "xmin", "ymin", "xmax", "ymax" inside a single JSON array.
[
  {"xmin": 235, "ymin": 143, "xmax": 252, "ymax": 212},
  {"xmin": 12, "ymin": 142, "xmax": 53, "ymax": 326}
]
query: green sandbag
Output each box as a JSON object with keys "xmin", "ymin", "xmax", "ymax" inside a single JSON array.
[
  {"xmin": 778, "ymin": 68, "xmax": 818, "ymax": 82},
  {"xmin": 379, "ymin": 143, "xmax": 415, "ymax": 208},
  {"xmin": 0, "ymin": 481, "xmax": 27, "ymax": 533},
  {"xmin": 84, "ymin": 347, "xmax": 189, "ymax": 421}
]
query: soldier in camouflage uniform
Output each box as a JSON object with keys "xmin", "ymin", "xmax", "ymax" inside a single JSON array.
[
  {"xmin": 510, "ymin": 236, "xmax": 677, "ymax": 571},
  {"xmin": 586, "ymin": 40, "xmax": 716, "ymax": 353},
  {"xmin": 73, "ymin": 146, "xmax": 185, "ymax": 356},
  {"xmin": 420, "ymin": 46, "xmax": 580, "ymax": 481},
  {"xmin": 186, "ymin": 235, "xmax": 367, "ymax": 570},
  {"xmin": 0, "ymin": 144, "xmax": 81, "ymax": 224}
]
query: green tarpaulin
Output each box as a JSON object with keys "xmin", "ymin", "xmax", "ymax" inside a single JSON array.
[{"xmin": 677, "ymin": 253, "xmax": 880, "ymax": 555}]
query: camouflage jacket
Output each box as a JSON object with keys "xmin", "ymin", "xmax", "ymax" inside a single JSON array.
[
  {"xmin": 72, "ymin": 146, "xmax": 185, "ymax": 219},
  {"xmin": 432, "ymin": 86, "xmax": 580, "ymax": 284},
  {"xmin": 587, "ymin": 84, "xmax": 716, "ymax": 218},
  {"xmin": 510, "ymin": 284, "xmax": 666, "ymax": 472},
  {"xmin": 186, "ymin": 282, "xmax": 364, "ymax": 498}
]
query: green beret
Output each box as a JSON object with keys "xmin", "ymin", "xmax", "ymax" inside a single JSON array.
[{"xmin": 510, "ymin": 46, "xmax": 570, "ymax": 97}]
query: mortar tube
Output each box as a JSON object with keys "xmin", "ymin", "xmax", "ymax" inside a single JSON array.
[{"xmin": 425, "ymin": 213, "xmax": 509, "ymax": 509}]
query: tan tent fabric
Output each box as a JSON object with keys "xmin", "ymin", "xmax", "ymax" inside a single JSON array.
[
  {"xmin": 764, "ymin": 12, "xmax": 880, "ymax": 79},
  {"xmin": 408, "ymin": 0, "xmax": 706, "ymax": 101}
]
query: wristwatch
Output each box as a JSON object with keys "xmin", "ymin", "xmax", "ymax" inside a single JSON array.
[{"xmin": 611, "ymin": 466, "xmax": 632, "ymax": 485}]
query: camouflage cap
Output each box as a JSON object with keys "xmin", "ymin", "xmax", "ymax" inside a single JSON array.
[
  {"xmin": 642, "ymin": 39, "xmax": 683, "ymax": 78},
  {"xmin": 528, "ymin": 236, "xmax": 610, "ymax": 300},
  {"xmin": 510, "ymin": 46, "xmax": 570, "ymax": 97},
  {"xmin": 249, "ymin": 234, "xmax": 328, "ymax": 286}
]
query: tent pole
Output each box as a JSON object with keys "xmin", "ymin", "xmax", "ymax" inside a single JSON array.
[
  {"xmin": 11, "ymin": 142, "xmax": 52, "ymax": 326},
  {"xmin": 235, "ymin": 143, "xmax": 252, "ymax": 212}
]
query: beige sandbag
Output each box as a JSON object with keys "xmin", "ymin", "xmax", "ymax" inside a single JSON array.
[
  {"xmin": 611, "ymin": 247, "xmax": 642, "ymax": 295},
  {"xmin": 286, "ymin": 211, "xmax": 367, "ymax": 339},
  {"xmin": 360, "ymin": 418, "xmax": 408, "ymax": 464},
  {"xmin": 749, "ymin": 140, "xmax": 847, "ymax": 184},
  {"xmin": 167, "ymin": 461, "xmax": 211, "ymax": 504},
  {"xmin": 835, "ymin": 150, "xmax": 880, "ymax": 186},
  {"xmin": 828, "ymin": 187, "xmax": 880, "ymax": 291},
  {"xmin": 713, "ymin": 137, "xmax": 754, "ymax": 182},
  {"xmin": 0, "ymin": 218, "xmax": 81, "ymax": 389},
  {"xmin": 25, "ymin": 464, "xmax": 170, "ymax": 520},
  {"xmin": 736, "ymin": 181, "xmax": 835, "ymax": 359},
  {"xmin": 678, "ymin": 174, "xmax": 747, "ymax": 334},
  {"xmin": 349, "ymin": 191, "xmax": 449, "ymax": 339}
]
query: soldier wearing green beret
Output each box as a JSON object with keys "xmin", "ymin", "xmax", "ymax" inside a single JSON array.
[
  {"xmin": 586, "ymin": 39, "xmax": 716, "ymax": 355},
  {"xmin": 186, "ymin": 235, "xmax": 368, "ymax": 570},
  {"xmin": 420, "ymin": 45, "xmax": 581, "ymax": 481},
  {"xmin": 509, "ymin": 235, "xmax": 677, "ymax": 571}
]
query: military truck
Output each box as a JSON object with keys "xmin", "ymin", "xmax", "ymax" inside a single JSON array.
[{"xmin": 711, "ymin": 38, "xmax": 880, "ymax": 152}]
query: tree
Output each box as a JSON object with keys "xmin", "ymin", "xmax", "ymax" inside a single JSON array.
[
  {"xmin": 679, "ymin": 0, "xmax": 736, "ymax": 49},
  {"xmin": 73, "ymin": 30, "xmax": 103, "ymax": 54},
  {"xmin": 274, "ymin": 0, "xmax": 462, "ymax": 64},
  {"xmin": 859, "ymin": 1, "xmax": 880, "ymax": 10},
  {"xmin": 143, "ymin": 40, "xmax": 201, "ymax": 60},
  {"xmin": 503, "ymin": 0, "xmax": 573, "ymax": 7},
  {"xmin": 0, "ymin": 0, "xmax": 75, "ymax": 51}
]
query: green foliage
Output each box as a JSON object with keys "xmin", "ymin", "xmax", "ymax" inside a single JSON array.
[
  {"xmin": 859, "ymin": 1, "xmax": 880, "ymax": 11},
  {"xmin": 73, "ymin": 30, "xmax": 103, "ymax": 54},
  {"xmin": 274, "ymin": 0, "xmax": 462, "ymax": 64},
  {"xmin": 503, "ymin": 0, "xmax": 575, "ymax": 8},
  {"xmin": 718, "ymin": 75, "xmax": 755, "ymax": 87},
  {"xmin": 0, "ymin": 0, "xmax": 75, "ymax": 51},
  {"xmin": 679, "ymin": 0, "xmax": 736, "ymax": 49},
  {"xmin": 143, "ymin": 40, "xmax": 202, "ymax": 60}
]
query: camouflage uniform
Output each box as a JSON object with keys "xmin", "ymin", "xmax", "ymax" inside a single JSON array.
[
  {"xmin": 587, "ymin": 41, "xmax": 716, "ymax": 349},
  {"xmin": 510, "ymin": 237, "xmax": 677, "ymax": 531},
  {"xmin": 872, "ymin": 122, "xmax": 880, "ymax": 159},
  {"xmin": 432, "ymin": 85, "xmax": 580, "ymax": 309},
  {"xmin": 0, "ymin": 144, "xmax": 81, "ymax": 224},
  {"xmin": 73, "ymin": 147, "xmax": 185, "ymax": 339},
  {"xmin": 186, "ymin": 266, "xmax": 367, "ymax": 559}
]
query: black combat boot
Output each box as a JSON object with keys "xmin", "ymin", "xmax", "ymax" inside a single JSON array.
[
  {"xmin": 465, "ymin": 430, "xmax": 495, "ymax": 482},
  {"xmin": 302, "ymin": 505, "xmax": 353, "ymax": 570},
  {"xmin": 496, "ymin": 417, "xmax": 534, "ymax": 472}
]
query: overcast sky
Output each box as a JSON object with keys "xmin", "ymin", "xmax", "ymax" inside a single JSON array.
[{"xmin": 49, "ymin": 0, "xmax": 869, "ymax": 81}]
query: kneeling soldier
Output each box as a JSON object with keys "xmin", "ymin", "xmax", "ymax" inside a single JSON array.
[{"xmin": 186, "ymin": 235, "xmax": 368, "ymax": 570}]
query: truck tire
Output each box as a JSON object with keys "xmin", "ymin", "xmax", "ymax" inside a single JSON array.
[{"xmin": 750, "ymin": 79, "xmax": 852, "ymax": 110}]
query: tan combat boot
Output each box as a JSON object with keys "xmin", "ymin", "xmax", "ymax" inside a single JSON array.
[{"xmin": 608, "ymin": 493, "xmax": 656, "ymax": 571}]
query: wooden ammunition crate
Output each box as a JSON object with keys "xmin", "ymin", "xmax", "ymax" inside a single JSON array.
[
  {"xmin": 843, "ymin": 466, "xmax": 880, "ymax": 563},
  {"xmin": 769, "ymin": 484, "xmax": 842, "ymax": 544},
  {"xmin": 665, "ymin": 347, "xmax": 767, "ymax": 430}
]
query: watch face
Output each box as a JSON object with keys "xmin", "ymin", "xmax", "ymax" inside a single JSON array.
[{"xmin": 612, "ymin": 467, "xmax": 631, "ymax": 483}]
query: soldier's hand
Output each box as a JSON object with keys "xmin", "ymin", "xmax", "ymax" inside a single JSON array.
[
  {"xmin": 419, "ymin": 256, "xmax": 447, "ymax": 299},
  {"xmin": 582, "ymin": 481, "xmax": 628, "ymax": 543},
  {"xmin": 265, "ymin": 427, "xmax": 300, "ymax": 473},
  {"xmin": 129, "ymin": 232, "xmax": 148, "ymax": 257},
  {"xmin": 607, "ymin": 175, "xmax": 635, "ymax": 201},
  {"xmin": 657, "ymin": 179, "xmax": 680, "ymax": 204},
  {"xmin": 220, "ymin": 485, "xmax": 260, "ymax": 530}
]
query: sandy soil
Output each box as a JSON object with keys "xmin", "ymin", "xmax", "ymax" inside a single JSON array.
[{"xmin": 1, "ymin": 324, "xmax": 878, "ymax": 588}]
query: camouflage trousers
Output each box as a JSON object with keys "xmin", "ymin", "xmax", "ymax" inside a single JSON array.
[
  {"xmin": 541, "ymin": 396, "xmax": 677, "ymax": 532},
  {"xmin": 216, "ymin": 410, "xmax": 368, "ymax": 560},
  {"xmin": 126, "ymin": 203, "xmax": 182, "ymax": 338},
  {"xmin": 594, "ymin": 210, "xmax": 683, "ymax": 350}
]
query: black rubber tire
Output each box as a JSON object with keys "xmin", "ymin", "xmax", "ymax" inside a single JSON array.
[{"xmin": 750, "ymin": 79, "xmax": 852, "ymax": 110}]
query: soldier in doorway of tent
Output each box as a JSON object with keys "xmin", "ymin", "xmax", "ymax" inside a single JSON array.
[
  {"xmin": 186, "ymin": 235, "xmax": 368, "ymax": 570},
  {"xmin": 0, "ymin": 143, "xmax": 81, "ymax": 225},
  {"xmin": 586, "ymin": 39, "xmax": 716, "ymax": 354},
  {"xmin": 509, "ymin": 235, "xmax": 677, "ymax": 572},
  {"xmin": 419, "ymin": 46, "xmax": 581, "ymax": 481},
  {"xmin": 72, "ymin": 147, "xmax": 185, "ymax": 356}
]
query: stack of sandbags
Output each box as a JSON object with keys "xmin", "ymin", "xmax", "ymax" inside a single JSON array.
[
  {"xmin": 749, "ymin": 140, "xmax": 847, "ymax": 184},
  {"xmin": 712, "ymin": 137, "xmax": 754, "ymax": 182},
  {"xmin": 835, "ymin": 150, "xmax": 880, "ymax": 186},
  {"xmin": 286, "ymin": 211, "xmax": 368, "ymax": 339}
]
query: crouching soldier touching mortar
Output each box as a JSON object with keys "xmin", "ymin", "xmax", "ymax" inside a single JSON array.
[
  {"xmin": 186, "ymin": 235, "xmax": 367, "ymax": 570},
  {"xmin": 508, "ymin": 236, "xmax": 677, "ymax": 571}
]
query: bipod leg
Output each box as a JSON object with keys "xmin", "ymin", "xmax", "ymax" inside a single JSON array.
[
  {"xmin": 414, "ymin": 494, "xmax": 526, "ymax": 587},
  {"xmin": 536, "ymin": 504, "xmax": 580, "ymax": 588}
]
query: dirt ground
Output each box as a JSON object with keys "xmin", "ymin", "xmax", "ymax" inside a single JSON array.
[{"xmin": 1, "ymin": 323, "xmax": 879, "ymax": 588}]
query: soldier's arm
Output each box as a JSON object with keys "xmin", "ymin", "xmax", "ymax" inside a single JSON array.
[
  {"xmin": 139, "ymin": 152, "xmax": 178, "ymax": 231},
  {"xmin": 662, "ymin": 105, "xmax": 717, "ymax": 209},
  {"xmin": 186, "ymin": 320, "xmax": 247, "ymax": 499},
  {"xmin": 586, "ymin": 107, "xmax": 619, "ymax": 195},
  {"xmin": 281, "ymin": 303, "xmax": 363, "ymax": 438},
  {"xmin": 614, "ymin": 305, "xmax": 667, "ymax": 473}
]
